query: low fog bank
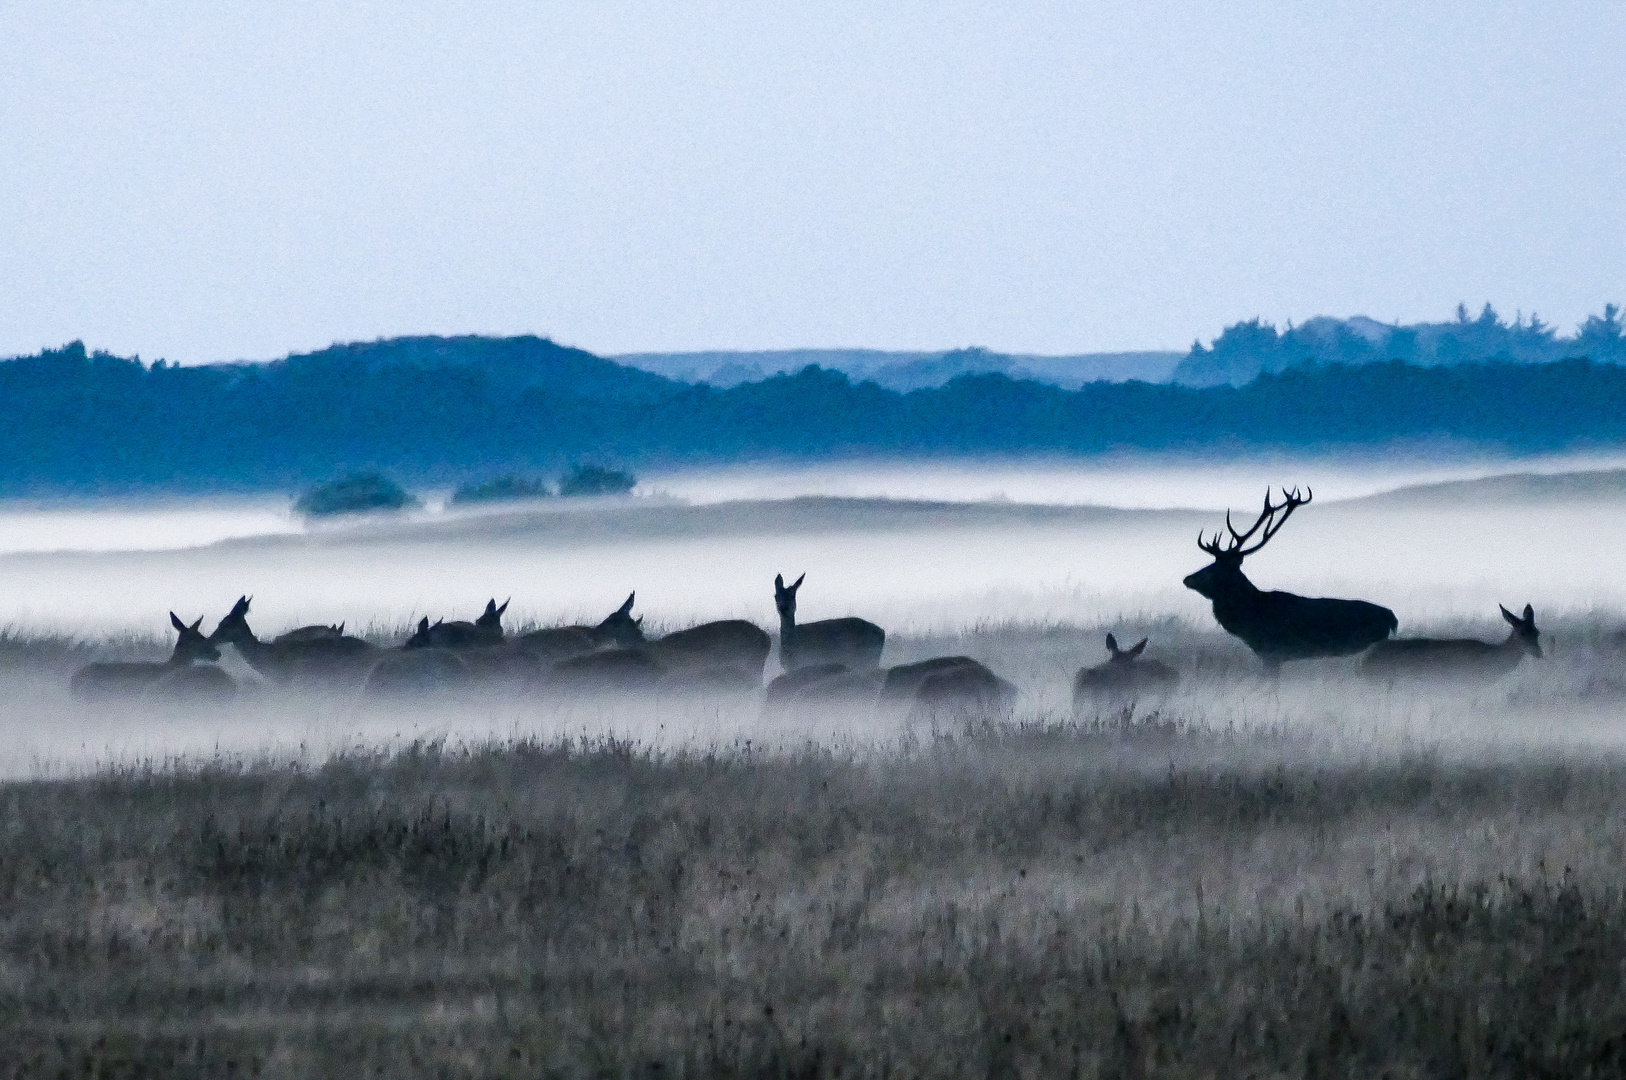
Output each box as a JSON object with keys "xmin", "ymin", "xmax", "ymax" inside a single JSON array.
[{"xmin": 5, "ymin": 469, "xmax": 1626, "ymax": 636}]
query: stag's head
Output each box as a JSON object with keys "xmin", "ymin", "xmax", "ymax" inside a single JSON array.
[
  {"xmin": 593, "ymin": 592, "xmax": 644, "ymax": 648},
  {"xmin": 170, "ymin": 612, "xmax": 222, "ymax": 664},
  {"xmin": 1183, "ymin": 487, "xmax": 1310, "ymax": 600},
  {"xmin": 773, "ymin": 573, "xmax": 805, "ymax": 621}
]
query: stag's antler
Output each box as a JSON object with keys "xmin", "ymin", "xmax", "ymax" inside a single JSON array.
[{"xmin": 1198, "ymin": 487, "xmax": 1312, "ymax": 557}]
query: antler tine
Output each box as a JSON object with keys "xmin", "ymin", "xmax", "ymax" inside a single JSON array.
[
  {"xmin": 1238, "ymin": 485, "xmax": 1312, "ymax": 556},
  {"xmin": 1224, "ymin": 488, "xmax": 1279, "ymax": 548},
  {"xmin": 1197, "ymin": 528, "xmax": 1225, "ymax": 555}
]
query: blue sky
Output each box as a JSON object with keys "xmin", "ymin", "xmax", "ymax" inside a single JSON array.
[{"xmin": 3, "ymin": 1, "xmax": 1622, "ymax": 363}]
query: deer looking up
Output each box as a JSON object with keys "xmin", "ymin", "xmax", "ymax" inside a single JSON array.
[
  {"xmin": 773, "ymin": 573, "xmax": 885, "ymax": 672},
  {"xmin": 1183, "ymin": 487, "xmax": 1396, "ymax": 672},
  {"xmin": 1360, "ymin": 604, "xmax": 1542, "ymax": 680}
]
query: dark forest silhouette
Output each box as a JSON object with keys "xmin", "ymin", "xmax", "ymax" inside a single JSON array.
[{"xmin": 4, "ymin": 310, "xmax": 1626, "ymax": 494}]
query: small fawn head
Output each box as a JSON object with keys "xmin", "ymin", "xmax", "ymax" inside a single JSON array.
[
  {"xmin": 211, "ymin": 595, "xmax": 254, "ymax": 645},
  {"xmin": 1501, "ymin": 603, "xmax": 1542, "ymax": 658},
  {"xmin": 1104, "ymin": 633, "xmax": 1148, "ymax": 664},
  {"xmin": 170, "ymin": 612, "xmax": 221, "ymax": 664},
  {"xmin": 1184, "ymin": 487, "xmax": 1310, "ymax": 599},
  {"xmin": 774, "ymin": 573, "xmax": 806, "ymax": 622},
  {"xmin": 594, "ymin": 592, "xmax": 644, "ymax": 648},
  {"xmin": 476, "ymin": 598, "xmax": 509, "ymax": 635}
]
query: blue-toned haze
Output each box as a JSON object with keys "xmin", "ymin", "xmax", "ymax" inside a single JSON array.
[{"xmin": 2, "ymin": 1, "xmax": 1622, "ymax": 363}]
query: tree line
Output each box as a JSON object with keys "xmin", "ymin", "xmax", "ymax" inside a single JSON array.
[{"xmin": 4, "ymin": 335, "xmax": 1626, "ymax": 495}]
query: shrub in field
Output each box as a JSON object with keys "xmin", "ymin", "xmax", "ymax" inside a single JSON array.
[
  {"xmin": 294, "ymin": 472, "xmax": 419, "ymax": 518},
  {"xmin": 557, "ymin": 463, "xmax": 636, "ymax": 498},
  {"xmin": 449, "ymin": 475, "xmax": 551, "ymax": 505}
]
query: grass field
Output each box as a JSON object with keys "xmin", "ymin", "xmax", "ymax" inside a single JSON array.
[{"xmin": 3, "ymin": 618, "xmax": 1626, "ymax": 1076}]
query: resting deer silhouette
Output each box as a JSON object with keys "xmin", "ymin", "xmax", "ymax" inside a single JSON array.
[
  {"xmin": 409, "ymin": 599, "xmax": 508, "ymax": 650},
  {"xmin": 1072, "ymin": 634, "xmax": 1178, "ymax": 705},
  {"xmin": 1360, "ymin": 604, "xmax": 1542, "ymax": 680},
  {"xmin": 773, "ymin": 573, "xmax": 885, "ymax": 672},
  {"xmin": 210, "ymin": 596, "xmax": 377, "ymax": 684},
  {"xmin": 1184, "ymin": 488, "xmax": 1396, "ymax": 672},
  {"xmin": 70, "ymin": 613, "xmax": 235, "ymax": 702}
]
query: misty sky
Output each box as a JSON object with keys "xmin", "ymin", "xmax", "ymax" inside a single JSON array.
[{"xmin": 3, "ymin": 1, "xmax": 1622, "ymax": 364}]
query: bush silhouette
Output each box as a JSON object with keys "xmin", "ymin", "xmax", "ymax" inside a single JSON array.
[
  {"xmin": 295, "ymin": 473, "xmax": 419, "ymax": 518},
  {"xmin": 558, "ymin": 464, "xmax": 636, "ymax": 498},
  {"xmin": 450, "ymin": 475, "xmax": 551, "ymax": 506}
]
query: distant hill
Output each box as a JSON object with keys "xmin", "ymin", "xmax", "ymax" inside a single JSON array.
[
  {"xmin": 10, "ymin": 335, "xmax": 1626, "ymax": 494},
  {"xmin": 1347, "ymin": 469, "xmax": 1626, "ymax": 509},
  {"xmin": 612, "ymin": 347, "xmax": 1184, "ymax": 391},
  {"xmin": 1172, "ymin": 304, "xmax": 1626, "ymax": 387}
]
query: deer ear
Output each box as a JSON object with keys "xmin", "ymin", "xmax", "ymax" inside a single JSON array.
[
  {"xmin": 231, "ymin": 596, "xmax": 250, "ymax": 617},
  {"xmin": 774, "ymin": 574, "xmax": 785, "ymax": 591},
  {"xmin": 792, "ymin": 573, "xmax": 805, "ymax": 590},
  {"xmin": 336, "ymin": 622, "xmax": 345, "ymax": 634},
  {"xmin": 484, "ymin": 599, "xmax": 497, "ymax": 615},
  {"xmin": 1129, "ymin": 638, "xmax": 1148, "ymax": 657},
  {"xmin": 1523, "ymin": 604, "xmax": 1534, "ymax": 623},
  {"xmin": 1105, "ymin": 633, "xmax": 1119, "ymax": 654},
  {"xmin": 619, "ymin": 592, "xmax": 635, "ymax": 614},
  {"xmin": 171, "ymin": 611, "xmax": 186, "ymax": 632},
  {"xmin": 498, "ymin": 599, "xmax": 509, "ymax": 616},
  {"xmin": 1500, "ymin": 605, "xmax": 1518, "ymax": 626},
  {"xmin": 190, "ymin": 616, "xmax": 204, "ymax": 631},
  {"xmin": 417, "ymin": 616, "xmax": 429, "ymax": 631}
]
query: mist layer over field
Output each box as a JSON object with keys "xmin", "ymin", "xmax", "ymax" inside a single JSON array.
[{"xmin": 2, "ymin": 457, "xmax": 1626, "ymax": 773}]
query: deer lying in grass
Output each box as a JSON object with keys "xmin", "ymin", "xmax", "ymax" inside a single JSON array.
[
  {"xmin": 1360, "ymin": 604, "xmax": 1542, "ymax": 680},
  {"xmin": 70, "ymin": 613, "xmax": 235, "ymax": 702},
  {"xmin": 536, "ymin": 594, "xmax": 772, "ymax": 692},
  {"xmin": 1184, "ymin": 488, "xmax": 1397, "ymax": 672},
  {"xmin": 211, "ymin": 596, "xmax": 378, "ymax": 684},
  {"xmin": 360, "ymin": 617, "xmax": 473, "ymax": 697},
  {"xmin": 774, "ymin": 573, "xmax": 885, "ymax": 672},
  {"xmin": 410, "ymin": 599, "xmax": 508, "ymax": 650},
  {"xmin": 1072, "ymin": 634, "xmax": 1178, "ymax": 706},
  {"xmin": 765, "ymin": 655, "xmax": 1015, "ymax": 718}
]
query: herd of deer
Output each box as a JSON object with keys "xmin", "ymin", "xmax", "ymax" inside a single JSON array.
[{"xmin": 66, "ymin": 487, "xmax": 1545, "ymax": 712}]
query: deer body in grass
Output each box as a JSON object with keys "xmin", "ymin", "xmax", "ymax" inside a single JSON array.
[
  {"xmin": 1183, "ymin": 488, "xmax": 1396, "ymax": 672},
  {"xmin": 1072, "ymin": 634, "xmax": 1178, "ymax": 705},
  {"xmin": 541, "ymin": 594, "xmax": 772, "ymax": 690},
  {"xmin": 1360, "ymin": 604, "xmax": 1542, "ymax": 680},
  {"xmin": 773, "ymin": 573, "xmax": 885, "ymax": 672},
  {"xmin": 211, "ymin": 596, "xmax": 378, "ymax": 683},
  {"xmin": 70, "ymin": 613, "xmax": 235, "ymax": 702}
]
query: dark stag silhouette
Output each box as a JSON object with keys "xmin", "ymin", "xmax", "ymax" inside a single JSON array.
[{"xmin": 1183, "ymin": 488, "xmax": 1396, "ymax": 672}]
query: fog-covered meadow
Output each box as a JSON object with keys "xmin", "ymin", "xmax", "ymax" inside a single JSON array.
[{"xmin": 5, "ymin": 457, "xmax": 1626, "ymax": 1075}]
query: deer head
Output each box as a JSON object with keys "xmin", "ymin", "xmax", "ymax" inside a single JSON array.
[
  {"xmin": 476, "ymin": 598, "xmax": 509, "ymax": 633},
  {"xmin": 1104, "ymin": 633, "xmax": 1148, "ymax": 663},
  {"xmin": 210, "ymin": 595, "xmax": 254, "ymax": 645},
  {"xmin": 170, "ymin": 612, "xmax": 222, "ymax": 664},
  {"xmin": 1183, "ymin": 487, "xmax": 1310, "ymax": 600},
  {"xmin": 774, "ymin": 573, "xmax": 806, "ymax": 621},
  {"xmin": 404, "ymin": 616, "xmax": 435, "ymax": 649},
  {"xmin": 593, "ymin": 592, "xmax": 644, "ymax": 647},
  {"xmin": 1501, "ymin": 603, "xmax": 1542, "ymax": 658}
]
